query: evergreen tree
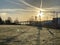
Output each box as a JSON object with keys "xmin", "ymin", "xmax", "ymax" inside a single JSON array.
[{"xmin": 0, "ymin": 17, "xmax": 4, "ymax": 24}]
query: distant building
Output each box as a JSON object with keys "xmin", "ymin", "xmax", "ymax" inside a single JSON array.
[
  {"xmin": 53, "ymin": 18, "xmax": 60, "ymax": 24},
  {"xmin": 52, "ymin": 18, "xmax": 60, "ymax": 28}
]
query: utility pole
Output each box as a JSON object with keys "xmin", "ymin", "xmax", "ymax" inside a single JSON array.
[{"xmin": 36, "ymin": 0, "xmax": 42, "ymax": 45}]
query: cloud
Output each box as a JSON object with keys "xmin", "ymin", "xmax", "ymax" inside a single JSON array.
[
  {"xmin": 5, "ymin": 0, "xmax": 39, "ymax": 9},
  {"xmin": 0, "ymin": 9, "xmax": 38, "ymax": 21},
  {"xmin": 41, "ymin": 6, "xmax": 60, "ymax": 12},
  {"xmin": 0, "ymin": 9, "xmax": 38, "ymax": 12},
  {"xmin": 0, "ymin": 13, "xmax": 8, "ymax": 20},
  {"xmin": 5, "ymin": 0, "xmax": 22, "ymax": 6},
  {"xmin": 19, "ymin": 0, "xmax": 39, "ymax": 9},
  {"xmin": 0, "ymin": 13, "xmax": 8, "ymax": 17}
]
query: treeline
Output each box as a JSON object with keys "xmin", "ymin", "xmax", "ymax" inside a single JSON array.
[{"xmin": 0, "ymin": 17, "xmax": 20, "ymax": 25}]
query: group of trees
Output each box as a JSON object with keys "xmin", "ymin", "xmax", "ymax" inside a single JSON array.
[{"xmin": 0, "ymin": 17, "xmax": 20, "ymax": 25}]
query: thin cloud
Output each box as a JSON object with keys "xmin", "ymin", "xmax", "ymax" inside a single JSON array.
[
  {"xmin": 5, "ymin": 0, "xmax": 21, "ymax": 6},
  {"xmin": 5, "ymin": 0, "xmax": 39, "ymax": 10},
  {"xmin": 19, "ymin": 0, "xmax": 39, "ymax": 9},
  {"xmin": 0, "ymin": 9, "xmax": 38, "ymax": 12}
]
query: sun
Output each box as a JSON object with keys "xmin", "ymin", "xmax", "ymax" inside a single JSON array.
[{"xmin": 37, "ymin": 11, "xmax": 44, "ymax": 17}]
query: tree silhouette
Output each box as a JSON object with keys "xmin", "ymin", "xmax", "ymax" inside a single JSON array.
[
  {"xmin": 29, "ymin": 16, "xmax": 34, "ymax": 25},
  {"xmin": 14, "ymin": 19, "xmax": 19, "ymax": 25},
  {"xmin": 5, "ymin": 17, "xmax": 12, "ymax": 24},
  {"xmin": 0, "ymin": 17, "xmax": 4, "ymax": 24}
]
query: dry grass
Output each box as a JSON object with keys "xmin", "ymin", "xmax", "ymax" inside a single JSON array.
[{"xmin": 0, "ymin": 25, "xmax": 60, "ymax": 45}]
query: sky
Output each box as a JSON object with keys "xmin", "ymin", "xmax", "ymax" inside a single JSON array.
[{"xmin": 0, "ymin": 0, "xmax": 60, "ymax": 21}]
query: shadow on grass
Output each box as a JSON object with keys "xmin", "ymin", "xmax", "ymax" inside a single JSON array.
[
  {"xmin": 36, "ymin": 25, "xmax": 42, "ymax": 45},
  {"xmin": 0, "ymin": 36, "xmax": 16, "ymax": 45}
]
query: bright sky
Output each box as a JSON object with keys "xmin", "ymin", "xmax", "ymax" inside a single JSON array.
[{"xmin": 0, "ymin": 0, "xmax": 60, "ymax": 21}]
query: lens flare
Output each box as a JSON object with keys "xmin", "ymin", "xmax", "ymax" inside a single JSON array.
[{"xmin": 37, "ymin": 11, "xmax": 44, "ymax": 17}]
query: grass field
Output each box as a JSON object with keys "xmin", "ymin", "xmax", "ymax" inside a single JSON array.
[{"xmin": 0, "ymin": 25, "xmax": 60, "ymax": 45}]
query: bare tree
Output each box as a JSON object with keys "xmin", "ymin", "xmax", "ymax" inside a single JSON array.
[
  {"xmin": 14, "ymin": 19, "xmax": 19, "ymax": 24},
  {"xmin": 5, "ymin": 17, "xmax": 12, "ymax": 24}
]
